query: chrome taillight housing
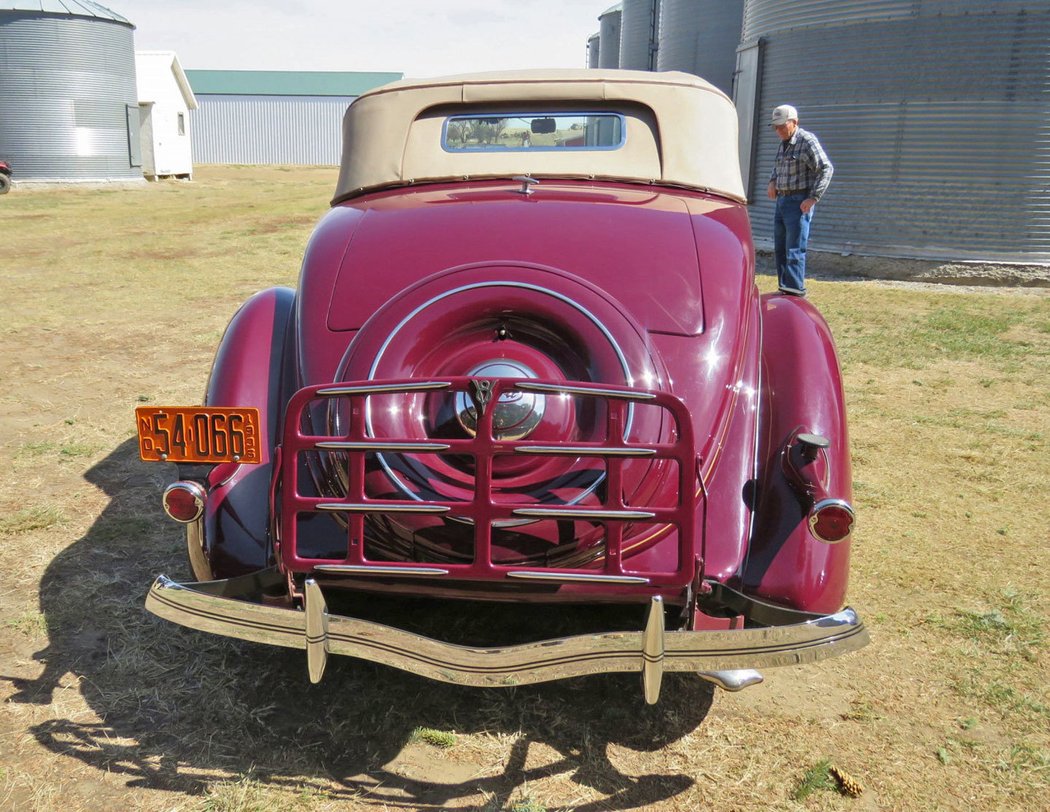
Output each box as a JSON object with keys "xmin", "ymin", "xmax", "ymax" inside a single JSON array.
[
  {"xmin": 162, "ymin": 481, "xmax": 206, "ymax": 523},
  {"xmin": 809, "ymin": 498, "xmax": 855, "ymax": 543}
]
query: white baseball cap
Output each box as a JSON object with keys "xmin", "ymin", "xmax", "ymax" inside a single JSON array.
[{"xmin": 770, "ymin": 104, "xmax": 798, "ymax": 126}]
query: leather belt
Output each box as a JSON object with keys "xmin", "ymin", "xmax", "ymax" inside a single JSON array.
[{"xmin": 776, "ymin": 189, "xmax": 809, "ymax": 197}]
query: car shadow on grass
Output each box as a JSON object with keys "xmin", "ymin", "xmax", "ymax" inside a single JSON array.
[{"xmin": 8, "ymin": 439, "xmax": 714, "ymax": 809}]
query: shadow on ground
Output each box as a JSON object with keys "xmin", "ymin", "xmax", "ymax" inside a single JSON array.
[{"xmin": 4, "ymin": 439, "xmax": 715, "ymax": 809}]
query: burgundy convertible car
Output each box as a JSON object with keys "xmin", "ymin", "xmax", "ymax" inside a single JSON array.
[{"xmin": 137, "ymin": 70, "xmax": 867, "ymax": 703}]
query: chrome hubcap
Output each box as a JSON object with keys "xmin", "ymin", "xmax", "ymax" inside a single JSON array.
[{"xmin": 455, "ymin": 360, "xmax": 545, "ymax": 439}]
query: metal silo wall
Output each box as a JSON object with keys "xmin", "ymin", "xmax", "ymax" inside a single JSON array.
[
  {"xmin": 745, "ymin": 0, "xmax": 1050, "ymax": 262},
  {"xmin": 657, "ymin": 0, "xmax": 744, "ymax": 95},
  {"xmin": 598, "ymin": 6, "xmax": 622, "ymax": 69},
  {"xmin": 619, "ymin": 0, "xmax": 659, "ymax": 70},
  {"xmin": 587, "ymin": 32, "xmax": 601, "ymax": 68},
  {"xmin": 742, "ymin": 0, "xmax": 915, "ymax": 38},
  {"xmin": 0, "ymin": 13, "xmax": 140, "ymax": 181}
]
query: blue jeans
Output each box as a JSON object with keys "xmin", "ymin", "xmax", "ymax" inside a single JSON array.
[{"xmin": 774, "ymin": 193, "xmax": 811, "ymax": 294}]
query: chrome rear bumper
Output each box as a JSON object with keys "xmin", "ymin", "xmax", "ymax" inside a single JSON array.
[{"xmin": 146, "ymin": 571, "xmax": 868, "ymax": 704}]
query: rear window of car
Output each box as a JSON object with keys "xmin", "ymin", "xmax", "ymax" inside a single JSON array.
[{"xmin": 442, "ymin": 112, "xmax": 626, "ymax": 152}]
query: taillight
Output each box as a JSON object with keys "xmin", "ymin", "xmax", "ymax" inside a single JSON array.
[
  {"xmin": 809, "ymin": 499, "xmax": 855, "ymax": 543},
  {"xmin": 162, "ymin": 481, "xmax": 206, "ymax": 523}
]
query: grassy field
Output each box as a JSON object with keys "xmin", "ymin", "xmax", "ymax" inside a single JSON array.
[{"xmin": 0, "ymin": 166, "xmax": 1047, "ymax": 811}]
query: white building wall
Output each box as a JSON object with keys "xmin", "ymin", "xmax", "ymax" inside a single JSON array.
[
  {"xmin": 138, "ymin": 103, "xmax": 156, "ymax": 174},
  {"xmin": 136, "ymin": 52, "xmax": 196, "ymax": 178},
  {"xmin": 150, "ymin": 101, "xmax": 193, "ymax": 176}
]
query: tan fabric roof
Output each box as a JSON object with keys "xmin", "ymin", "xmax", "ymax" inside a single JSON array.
[{"xmin": 332, "ymin": 69, "xmax": 745, "ymax": 204}]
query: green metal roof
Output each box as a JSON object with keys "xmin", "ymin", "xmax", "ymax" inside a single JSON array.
[{"xmin": 184, "ymin": 70, "xmax": 403, "ymax": 97}]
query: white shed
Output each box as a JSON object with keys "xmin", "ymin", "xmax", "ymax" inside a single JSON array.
[{"xmin": 135, "ymin": 51, "xmax": 197, "ymax": 179}]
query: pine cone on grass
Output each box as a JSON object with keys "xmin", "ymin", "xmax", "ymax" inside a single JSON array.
[{"xmin": 830, "ymin": 765, "xmax": 864, "ymax": 797}]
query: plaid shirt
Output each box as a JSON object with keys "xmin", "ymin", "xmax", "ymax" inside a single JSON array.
[{"xmin": 769, "ymin": 127, "xmax": 833, "ymax": 201}]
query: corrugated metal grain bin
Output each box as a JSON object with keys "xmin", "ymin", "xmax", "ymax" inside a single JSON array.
[
  {"xmin": 587, "ymin": 32, "xmax": 601, "ymax": 68},
  {"xmin": 0, "ymin": 1, "xmax": 143, "ymax": 183},
  {"xmin": 657, "ymin": 0, "xmax": 744, "ymax": 95},
  {"xmin": 619, "ymin": 0, "xmax": 659, "ymax": 70},
  {"xmin": 740, "ymin": 0, "xmax": 1050, "ymax": 263},
  {"xmin": 598, "ymin": 4, "xmax": 623, "ymax": 70}
]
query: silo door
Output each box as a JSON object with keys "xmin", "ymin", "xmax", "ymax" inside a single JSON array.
[
  {"xmin": 126, "ymin": 104, "xmax": 142, "ymax": 169},
  {"xmin": 733, "ymin": 38, "xmax": 764, "ymax": 201}
]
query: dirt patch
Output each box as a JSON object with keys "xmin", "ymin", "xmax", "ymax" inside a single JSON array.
[{"xmin": 757, "ymin": 249, "xmax": 1050, "ymax": 288}]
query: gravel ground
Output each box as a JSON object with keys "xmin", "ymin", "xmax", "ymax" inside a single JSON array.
[{"xmin": 756, "ymin": 250, "xmax": 1050, "ymax": 292}]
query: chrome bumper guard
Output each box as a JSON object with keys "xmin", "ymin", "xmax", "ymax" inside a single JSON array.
[{"xmin": 146, "ymin": 570, "xmax": 868, "ymax": 704}]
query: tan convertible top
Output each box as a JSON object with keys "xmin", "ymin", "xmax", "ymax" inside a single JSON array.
[{"xmin": 333, "ymin": 69, "xmax": 745, "ymax": 204}]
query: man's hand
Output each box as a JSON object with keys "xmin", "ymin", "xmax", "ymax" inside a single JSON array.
[
  {"xmin": 767, "ymin": 181, "xmax": 777, "ymax": 200},
  {"xmin": 801, "ymin": 197, "xmax": 817, "ymax": 214}
]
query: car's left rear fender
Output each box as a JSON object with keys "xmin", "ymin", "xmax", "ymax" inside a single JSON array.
[{"xmin": 197, "ymin": 286, "xmax": 296, "ymax": 578}]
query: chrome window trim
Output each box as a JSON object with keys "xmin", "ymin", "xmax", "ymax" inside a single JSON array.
[{"xmin": 440, "ymin": 111, "xmax": 627, "ymax": 154}]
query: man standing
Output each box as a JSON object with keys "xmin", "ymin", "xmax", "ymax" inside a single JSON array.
[{"xmin": 766, "ymin": 105, "xmax": 833, "ymax": 296}]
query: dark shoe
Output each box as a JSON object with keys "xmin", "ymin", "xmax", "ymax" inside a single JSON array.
[{"xmin": 778, "ymin": 286, "xmax": 807, "ymax": 297}]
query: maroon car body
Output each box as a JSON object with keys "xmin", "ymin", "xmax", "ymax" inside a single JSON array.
[{"xmin": 140, "ymin": 70, "xmax": 866, "ymax": 702}]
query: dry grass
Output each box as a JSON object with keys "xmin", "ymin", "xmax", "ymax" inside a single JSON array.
[{"xmin": 0, "ymin": 166, "xmax": 1047, "ymax": 811}]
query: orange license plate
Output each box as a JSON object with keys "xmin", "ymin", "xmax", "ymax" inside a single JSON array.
[{"xmin": 136, "ymin": 406, "xmax": 262, "ymax": 464}]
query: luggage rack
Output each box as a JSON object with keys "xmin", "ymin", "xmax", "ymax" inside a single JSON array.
[{"xmin": 276, "ymin": 377, "xmax": 699, "ymax": 587}]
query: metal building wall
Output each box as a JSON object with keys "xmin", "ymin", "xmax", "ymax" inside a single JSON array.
[
  {"xmin": 190, "ymin": 96, "xmax": 357, "ymax": 165},
  {"xmin": 0, "ymin": 11, "xmax": 141, "ymax": 181},
  {"xmin": 587, "ymin": 32, "xmax": 601, "ymax": 68},
  {"xmin": 657, "ymin": 0, "xmax": 744, "ymax": 96},
  {"xmin": 743, "ymin": 0, "xmax": 1050, "ymax": 263},
  {"xmin": 619, "ymin": 0, "xmax": 659, "ymax": 70},
  {"xmin": 598, "ymin": 5, "xmax": 623, "ymax": 69}
]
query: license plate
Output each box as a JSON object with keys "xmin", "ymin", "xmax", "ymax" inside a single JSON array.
[{"xmin": 136, "ymin": 406, "xmax": 263, "ymax": 464}]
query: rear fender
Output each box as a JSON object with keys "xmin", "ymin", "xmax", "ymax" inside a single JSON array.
[
  {"xmin": 202, "ymin": 287, "xmax": 297, "ymax": 577},
  {"xmin": 744, "ymin": 293, "xmax": 853, "ymax": 614}
]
